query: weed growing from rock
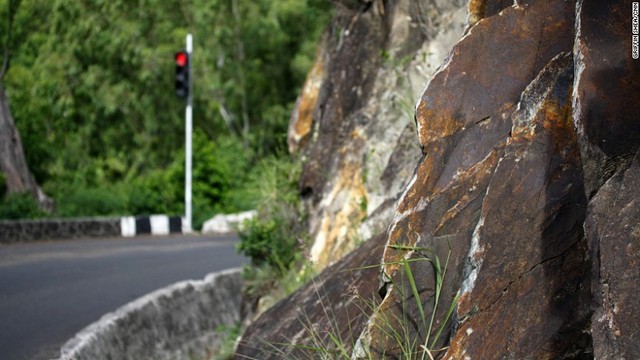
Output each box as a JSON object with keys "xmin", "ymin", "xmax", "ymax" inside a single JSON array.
[{"xmin": 264, "ymin": 243, "xmax": 459, "ymax": 359}]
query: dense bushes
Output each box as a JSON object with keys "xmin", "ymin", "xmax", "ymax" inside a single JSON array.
[
  {"xmin": 235, "ymin": 156, "xmax": 313, "ymax": 307},
  {"xmin": 237, "ymin": 157, "xmax": 306, "ymax": 274},
  {"xmin": 0, "ymin": 193, "xmax": 47, "ymax": 220}
]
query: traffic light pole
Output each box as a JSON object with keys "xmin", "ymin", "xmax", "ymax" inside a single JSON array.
[{"xmin": 184, "ymin": 34, "xmax": 193, "ymax": 233}]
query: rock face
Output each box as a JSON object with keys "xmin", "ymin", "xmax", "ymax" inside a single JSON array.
[
  {"xmin": 442, "ymin": 51, "xmax": 591, "ymax": 359},
  {"xmin": 573, "ymin": 0, "xmax": 640, "ymax": 197},
  {"xmin": 290, "ymin": 0, "xmax": 468, "ymax": 269},
  {"xmin": 236, "ymin": 0, "xmax": 640, "ymax": 358},
  {"xmin": 587, "ymin": 152, "xmax": 640, "ymax": 359}
]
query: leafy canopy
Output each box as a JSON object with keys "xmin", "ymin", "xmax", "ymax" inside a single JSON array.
[{"xmin": 0, "ymin": 0, "xmax": 331, "ymax": 224}]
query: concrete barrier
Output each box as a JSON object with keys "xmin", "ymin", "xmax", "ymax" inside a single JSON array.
[
  {"xmin": 57, "ymin": 267, "xmax": 243, "ymax": 360},
  {"xmin": 0, "ymin": 215, "xmax": 183, "ymax": 243},
  {"xmin": 201, "ymin": 210, "xmax": 256, "ymax": 234}
]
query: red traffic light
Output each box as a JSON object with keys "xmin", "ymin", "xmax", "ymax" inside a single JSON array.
[
  {"xmin": 175, "ymin": 51, "xmax": 188, "ymax": 67},
  {"xmin": 175, "ymin": 51, "xmax": 189, "ymax": 98}
]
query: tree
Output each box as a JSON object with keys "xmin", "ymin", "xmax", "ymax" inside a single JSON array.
[
  {"xmin": 0, "ymin": 0, "xmax": 53, "ymax": 211},
  {"xmin": 1, "ymin": 0, "xmax": 331, "ymax": 219}
]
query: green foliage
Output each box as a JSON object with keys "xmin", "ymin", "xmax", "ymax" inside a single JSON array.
[
  {"xmin": 237, "ymin": 156, "xmax": 315, "ymax": 315},
  {"xmin": 194, "ymin": 131, "xmax": 251, "ymax": 208},
  {"xmin": 0, "ymin": 192, "xmax": 47, "ymax": 220},
  {"xmin": 239, "ymin": 215, "xmax": 302, "ymax": 274},
  {"xmin": 27, "ymin": 132, "xmax": 255, "ymax": 229},
  {"xmin": 0, "ymin": 0, "xmax": 331, "ymax": 220},
  {"xmin": 213, "ymin": 323, "xmax": 242, "ymax": 360},
  {"xmin": 56, "ymin": 187, "xmax": 127, "ymax": 217},
  {"xmin": 0, "ymin": 172, "xmax": 6, "ymax": 197},
  {"xmin": 237, "ymin": 157, "xmax": 305, "ymax": 273},
  {"xmin": 125, "ymin": 169, "xmax": 182, "ymax": 216}
]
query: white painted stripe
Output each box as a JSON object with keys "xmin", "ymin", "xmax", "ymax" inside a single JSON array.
[
  {"xmin": 121, "ymin": 217, "xmax": 136, "ymax": 237},
  {"xmin": 150, "ymin": 215, "xmax": 169, "ymax": 235}
]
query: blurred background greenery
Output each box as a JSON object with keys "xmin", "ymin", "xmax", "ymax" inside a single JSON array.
[{"xmin": 0, "ymin": 0, "xmax": 331, "ymax": 229}]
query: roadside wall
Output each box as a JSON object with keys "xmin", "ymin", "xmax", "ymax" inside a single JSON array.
[
  {"xmin": 0, "ymin": 215, "xmax": 182, "ymax": 243},
  {"xmin": 58, "ymin": 268, "xmax": 242, "ymax": 360}
]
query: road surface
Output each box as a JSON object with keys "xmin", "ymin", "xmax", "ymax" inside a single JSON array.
[{"xmin": 0, "ymin": 234, "xmax": 246, "ymax": 360}]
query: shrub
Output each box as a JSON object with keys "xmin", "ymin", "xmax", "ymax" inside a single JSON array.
[
  {"xmin": 0, "ymin": 192, "xmax": 47, "ymax": 219},
  {"xmin": 237, "ymin": 156, "xmax": 305, "ymax": 274},
  {"xmin": 56, "ymin": 187, "xmax": 128, "ymax": 217},
  {"xmin": 238, "ymin": 216, "xmax": 298, "ymax": 271},
  {"xmin": 124, "ymin": 167, "xmax": 183, "ymax": 217}
]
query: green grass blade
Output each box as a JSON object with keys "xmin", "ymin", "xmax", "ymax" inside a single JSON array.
[
  {"xmin": 402, "ymin": 259, "xmax": 427, "ymax": 332},
  {"xmin": 430, "ymin": 290, "xmax": 460, "ymax": 350}
]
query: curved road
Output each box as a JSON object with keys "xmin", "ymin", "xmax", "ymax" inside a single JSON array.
[{"xmin": 0, "ymin": 234, "xmax": 246, "ymax": 360}]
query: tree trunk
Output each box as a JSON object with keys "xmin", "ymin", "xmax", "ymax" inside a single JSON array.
[
  {"xmin": 231, "ymin": 0, "xmax": 250, "ymax": 147},
  {"xmin": 0, "ymin": 83, "xmax": 54, "ymax": 212}
]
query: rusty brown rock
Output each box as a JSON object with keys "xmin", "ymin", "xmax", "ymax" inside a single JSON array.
[
  {"xmin": 444, "ymin": 52, "xmax": 592, "ymax": 359},
  {"xmin": 572, "ymin": 0, "xmax": 640, "ymax": 197},
  {"xmin": 296, "ymin": 0, "xmax": 467, "ymax": 270},
  {"xmin": 484, "ymin": 0, "xmax": 513, "ymax": 17},
  {"xmin": 416, "ymin": 0, "xmax": 575, "ymax": 149},
  {"xmin": 234, "ymin": 233, "xmax": 387, "ymax": 359},
  {"xmin": 298, "ymin": 3, "xmax": 386, "ymax": 208},
  {"xmin": 238, "ymin": 1, "xmax": 639, "ymax": 358},
  {"xmin": 296, "ymin": 1, "xmax": 389, "ymax": 270},
  {"xmin": 288, "ymin": 34, "xmax": 327, "ymax": 154},
  {"xmin": 358, "ymin": 2, "xmax": 579, "ymax": 357},
  {"xmin": 308, "ymin": 161, "xmax": 367, "ymax": 266},
  {"xmin": 586, "ymin": 150, "xmax": 640, "ymax": 359},
  {"xmin": 571, "ymin": 3, "xmax": 640, "ymax": 354},
  {"xmin": 467, "ymin": 0, "xmax": 513, "ymax": 26}
]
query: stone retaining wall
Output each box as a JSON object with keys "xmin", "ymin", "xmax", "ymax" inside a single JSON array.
[
  {"xmin": 0, "ymin": 215, "xmax": 183, "ymax": 243},
  {"xmin": 57, "ymin": 268, "xmax": 243, "ymax": 360}
]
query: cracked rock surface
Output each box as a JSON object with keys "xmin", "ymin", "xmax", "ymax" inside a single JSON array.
[{"xmin": 235, "ymin": 0, "xmax": 640, "ymax": 358}]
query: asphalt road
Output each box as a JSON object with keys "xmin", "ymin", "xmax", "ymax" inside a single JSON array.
[{"xmin": 0, "ymin": 234, "xmax": 246, "ymax": 360}]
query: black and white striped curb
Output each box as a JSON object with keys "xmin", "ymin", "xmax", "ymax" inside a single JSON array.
[{"xmin": 120, "ymin": 215, "xmax": 183, "ymax": 237}]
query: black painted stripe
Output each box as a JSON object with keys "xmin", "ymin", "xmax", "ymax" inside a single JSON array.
[
  {"xmin": 169, "ymin": 217, "xmax": 182, "ymax": 233},
  {"xmin": 135, "ymin": 217, "xmax": 151, "ymax": 234}
]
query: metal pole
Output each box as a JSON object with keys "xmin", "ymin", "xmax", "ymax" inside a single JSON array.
[{"xmin": 185, "ymin": 33, "xmax": 193, "ymax": 233}]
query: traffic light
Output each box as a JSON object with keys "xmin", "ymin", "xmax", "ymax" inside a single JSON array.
[{"xmin": 175, "ymin": 51, "xmax": 189, "ymax": 98}]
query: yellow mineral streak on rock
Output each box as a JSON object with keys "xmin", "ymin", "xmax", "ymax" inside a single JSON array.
[
  {"xmin": 287, "ymin": 35, "xmax": 327, "ymax": 154},
  {"xmin": 309, "ymin": 162, "xmax": 367, "ymax": 269},
  {"xmin": 467, "ymin": 0, "xmax": 487, "ymax": 27},
  {"xmin": 416, "ymin": 105, "xmax": 466, "ymax": 147}
]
